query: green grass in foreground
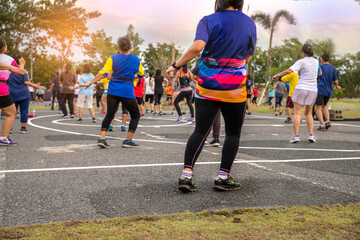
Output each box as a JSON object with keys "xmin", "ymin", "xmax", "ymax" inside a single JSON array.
[{"xmin": 1, "ymin": 203, "xmax": 359, "ymax": 239}]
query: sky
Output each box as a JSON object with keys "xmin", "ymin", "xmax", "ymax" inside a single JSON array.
[{"xmin": 74, "ymin": 0, "xmax": 360, "ymax": 60}]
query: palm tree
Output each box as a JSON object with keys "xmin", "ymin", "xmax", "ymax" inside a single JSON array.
[{"xmin": 251, "ymin": 10, "xmax": 296, "ymax": 81}]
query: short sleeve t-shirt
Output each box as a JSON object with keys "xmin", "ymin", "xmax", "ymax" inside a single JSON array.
[
  {"xmin": 79, "ymin": 73, "xmax": 95, "ymax": 96},
  {"xmin": 317, "ymin": 64, "xmax": 338, "ymax": 97},
  {"xmin": 99, "ymin": 54, "xmax": 144, "ymax": 99},
  {"xmin": 60, "ymin": 71, "xmax": 77, "ymax": 94},
  {"xmin": 9, "ymin": 71, "xmax": 31, "ymax": 101},
  {"xmin": 194, "ymin": 10, "xmax": 257, "ymax": 103},
  {"xmin": 281, "ymin": 72, "xmax": 299, "ymax": 97},
  {"xmin": 275, "ymin": 81, "xmax": 286, "ymax": 94},
  {"xmin": 290, "ymin": 57, "xmax": 319, "ymax": 92},
  {"xmin": 246, "ymin": 79, "xmax": 253, "ymax": 95},
  {"xmin": 52, "ymin": 76, "xmax": 61, "ymax": 91},
  {"xmin": 0, "ymin": 54, "xmax": 17, "ymax": 96}
]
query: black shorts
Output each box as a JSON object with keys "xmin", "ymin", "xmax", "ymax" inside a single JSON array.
[
  {"xmin": 286, "ymin": 96, "xmax": 294, "ymax": 108},
  {"xmin": 37, "ymin": 94, "xmax": 44, "ymax": 100},
  {"xmin": 0, "ymin": 94, "xmax": 14, "ymax": 108},
  {"xmin": 136, "ymin": 97, "xmax": 144, "ymax": 105},
  {"xmin": 315, "ymin": 94, "xmax": 330, "ymax": 106},
  {"xmin": 247, "ymin": 94, "xmax": 252, "ymax": 99},
  {"xmin": 145, "ymin": 94, "xmax": 153, "ymax": 104},
  {"xmin": 74, "ymin": 94, "xmax": 78, "ymax": 98}
]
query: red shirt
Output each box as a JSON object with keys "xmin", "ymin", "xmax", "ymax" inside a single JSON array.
[
  {"xmin": 254, "ymin": 89, "xmax": 258, "ymax": 97},
  {"xmin": 134, "ymin": 77, "xmax": 145, "ymax": 98}
]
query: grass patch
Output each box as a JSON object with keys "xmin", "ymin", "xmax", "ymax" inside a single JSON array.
[{"xmin": 1, "ymin": 203, "xmax": 359, "ymax": 239}]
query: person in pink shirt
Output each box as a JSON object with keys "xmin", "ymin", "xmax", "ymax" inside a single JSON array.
[
  {"xmin": 0, "ymin": 37, "xmax": 26, "ymax": 146},
  {"xmin": 134, "ymin": 76, "xmax": 145, "ymax": 117}
]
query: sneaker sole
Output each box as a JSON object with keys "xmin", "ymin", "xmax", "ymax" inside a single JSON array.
[
  {"xmin": 20, "ymin": 131, "xmax": 29, "ymax": 134},
  {"xmin": 308, "ymin": 139, "xmax": 316, "ymax": 143},
  {"xmin": 178, "ymin": 185, "xmax": 198, "ymax": 192},
  {"xmin": 290, "ymin": 140, "xmax": 300, "ymax": 143},
  {"xmin": 212, "ymin": 143, "xmax": 220, "ymax": 147},
  {"xmin": 213, "ymin": 185, "xmax": 241, "ymax": 191},
  {"xmin": 122, "ymin": 144, "xmax": 139, "ymax": 148},
  {"xmin": 97, "ymin": 143, "xmax": 109, "ymax": 149},
  {"xmin": 0, "ymin": 143, "xmax": 17, "ymax": 146}
]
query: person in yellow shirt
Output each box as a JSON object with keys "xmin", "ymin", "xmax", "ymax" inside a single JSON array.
[{"xmin": 280, "ymin": 71, "xmax": 299, "ymax": 123}]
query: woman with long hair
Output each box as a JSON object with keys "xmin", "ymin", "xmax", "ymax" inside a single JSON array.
[
  {"xmin": 150, "ymin": 69, "xmax": 169, "ymax": 115},
  {"xmin": 166, "ymin": 0, "xmax": 256, "ymax": 192}
]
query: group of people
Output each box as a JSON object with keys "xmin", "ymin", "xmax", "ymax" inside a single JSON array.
[{"xmin": 0, "ymin": 0, "xmax": 342, "ymax": 193}]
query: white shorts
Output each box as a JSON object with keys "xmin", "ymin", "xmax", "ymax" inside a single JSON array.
[
  {"xmin": 76, "ymin": 94, "xmax": 93, "ymax": 108},
  {"xmin": 292, "ymin": 89, "xmax": 317, "ymax": 106}
]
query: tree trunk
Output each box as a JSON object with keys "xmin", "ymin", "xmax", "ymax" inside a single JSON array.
[{"xmin": 266, "ymin": 29, "xmax": 274, "ymax": 82}]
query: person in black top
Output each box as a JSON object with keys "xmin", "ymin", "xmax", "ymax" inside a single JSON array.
[
  {"xmin": 95, "ymin": 82, "xmax": 105, "ymax": 111},
  {"xmin": 150, "ymin": 69, "xmax": 169, "ymax": 115},
  {"xmin": 174, "ymin": 64, "xmax": 195, "ymax": 122},
  {"xmin": 50, "ymin": 72, "xmax": 60, "ymax": 111}
]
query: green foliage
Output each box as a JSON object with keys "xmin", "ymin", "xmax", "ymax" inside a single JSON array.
[
  {"xmin": 83, "ymin": 29, "xmax": 118, "ymax": 72},
  {"xmin": 143, "ymin": 42, "xmax": 182, "ymax": 74},
  {"xmin": 37, "ymin": 0, "xmax": 100, "ymax": 64},
  {"xmin": 126, "ymin": 24, "xmax": 144, "ymax": 57}
]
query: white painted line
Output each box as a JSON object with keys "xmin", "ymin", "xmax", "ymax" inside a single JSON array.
[
  {"xmin": 28, "ymin": 115, "xmax": 187, "ymax": 145},
  {"xmin": 52, "ymin": 118, "xmax": 192, "ymax": 128},
  {"xmin": 29, "ymin": 115, "xmax": 360, "ymax": 153},
  {"xmin": 332, "ymin": 123, "xmax": 360, "ymax": 128},
  {"xmin": 247, "ymin": 163, "xmax": 357, "ymax": 197},
  {"xmin": 1, "ymin": 157, "xmax": 359, "ymax": 174},
  {"xmin": 238, "ymin": 146, "xmax": 360, "ymax": 152}
]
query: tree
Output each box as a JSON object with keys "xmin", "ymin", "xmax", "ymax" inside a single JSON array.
[
  {"xmin": 251, "ymin": 10, "xmax": 296, "ymax": 81},
  {"xmin": 143, "ymin": 42, "xmax": 182, "ymax": 74},
  {"xmin": 83, "ymin": 29, "xmax": 118, "ymax": 71},
  {"xmin": 38, "ymin": 0, "xmax": 100, "ymax": 66},
  {"xmin": 126, "ymin": 24, "xmax": 144, "ymax": 57}
]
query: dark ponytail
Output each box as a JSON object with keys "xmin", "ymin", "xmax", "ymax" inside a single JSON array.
[
  {"xmin": 302, "ymin": 43, "xmax": 313, "ymax": 57},
  {"xmin": 215, "ymin": 0, "xmax": 244, "ymax": 12}
]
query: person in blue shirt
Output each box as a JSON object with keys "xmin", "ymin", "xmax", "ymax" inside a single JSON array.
[
  {"xmin": 166, "ymin": 0, "xmax": 256, "ymax": 192},
  {"xmin": 315, "ymin": 53, "xmax": 341, "ymax": 131},
  {"xmin": 76, "ymin": 64, "xmax": 96, "ymax": 123},
  {"xmin": 8, "ymin": 53, "xmax": 40, "ymax": 133},
  {"xmin": 83, "ymin": 36, "xmax": 144, "ymax": 148}
]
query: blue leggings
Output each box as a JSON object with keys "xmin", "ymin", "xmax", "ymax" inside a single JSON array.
[{"xmin": 14, "ymin": 98, "xmax": 30, "ymax": 123}]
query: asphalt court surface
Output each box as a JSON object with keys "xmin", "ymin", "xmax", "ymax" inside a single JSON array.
[{"xmin": 0, "ymin": 110, "xmax": 359, "ymax": 226}]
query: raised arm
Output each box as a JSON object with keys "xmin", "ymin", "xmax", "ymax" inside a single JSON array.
[
  {"xmin": 166, "ymin": 40, "xmax": 206, "ymax": 78},
  {"xmin": 272, "ymin": 69, "xmax": 293, "ymax": 81}
]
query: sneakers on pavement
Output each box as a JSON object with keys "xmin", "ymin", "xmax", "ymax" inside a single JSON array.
[
  {"xmin": 77, "ymin": 118, "xmax": 82, "ymax": 123},
  {"xmin": 92, "ymin": 118, "xmax": 96, "ymax": 123},
  {"xmin": 290, "ymin": 135, "xmax": 300, "ymax": 143},
  {"xmin": 210, "ymin": 139, "xmax": 220, "ymax": 147},
  {"xmin": 20, "ymin": 127, "xmax": 29, "ymax": 134},
  {"xmin": 121, "ymin": 125, "xmax": 126, "ymax": 131},
  {"xmin": 325, "ymin": 121, "xmax": 331, "ymax": 129},
  {"xmin": 122, "ymin": 139, "xmax": 139, "ymax": 148},
  {"xmin": 0, "ymin": 137, "xmax": 17, "ymax": 146},
  {"xmin": 213, "ymin": 176, "xmax": 240, "ymax": 191},
  {"xmin": 308, "ymin": 134, "xmax": 316, "ymax": 143},
  {"xmin": 108, "ymin": 125, "xmax": 114, "ymax": 131},
  {"xmin": 317, "ymin": 125, "xmax": 326, "ymax": 131},
  {"xmin": 187, "ymin": 117, "xmax": 195, "ymax": 122},
  {"xmin": 61, "ymin": 115, "xmax": 69, "ymax": 119},
  {"xmin": 97, "ymin": 138, "xmax": 110, "ymax": 149},
  {"xmin": 175, "ymin": 116, "xmax": 184, "ymax": 122},
  {"xmin": 70, "ymin": 115, "xmax": 75, "ymax": 119},
  {"xmin": 178, "ymin": 176, "xmax": 198, "ymax": 192},
  {"xmin": 284, "ymin": 118, "xmax": 292, "ymax": 124}
]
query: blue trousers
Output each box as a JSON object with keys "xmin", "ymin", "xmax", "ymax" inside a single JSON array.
[{"xmin": 14, "ymin": 98, "xmax": 30, "ymax": 123}]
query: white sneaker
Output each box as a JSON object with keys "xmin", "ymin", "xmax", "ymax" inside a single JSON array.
[
  {"xmin": 290, "ymin": 135, "xmax": 300, "ymax": 143},
  {"xmin": 308, "ymin": 135, "xmax": 316, "ymax": 143}
]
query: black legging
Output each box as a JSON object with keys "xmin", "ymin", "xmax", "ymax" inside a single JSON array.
[
  {"xmin": 174, "ymin": 90, "xmax": 194, "ymax": 118},
  {"xmin": 101, "ymin": 94, "xmax": 140, "ymax": 133},
  {"xmin": 51, "ymin": 90, "xmax": 60, "ymax": 110},
  {"xmin": 60, "ymin": 93, "xmax": 74, "ymax": 115},
  {"xmin": 154, "ymin": 91, "xmax": 162, "ymax": 106},
  {"xmin": 184, "ymin": 98, "xmax": 246, "ymax": 172},
  {"xmin": 95, "ymin": 94, "xmax": 102, "ymax": 108}
]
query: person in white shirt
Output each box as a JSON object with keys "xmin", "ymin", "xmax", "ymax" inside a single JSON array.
[
  {"xmin": 273, "ymin": 44, "xmax": 319, "ymax": 144},
  {"xmin": 144, "ymin": 72, "xmax": 154, "ymax": 113}
]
